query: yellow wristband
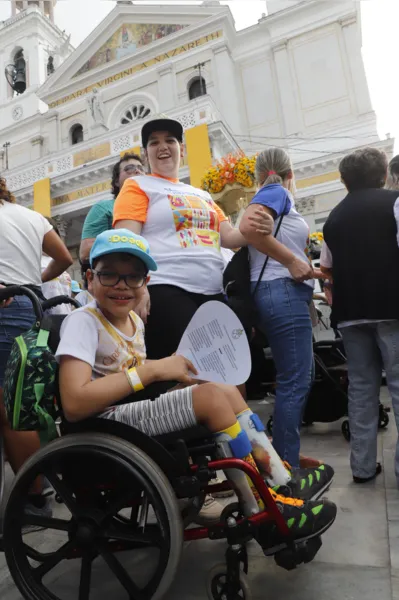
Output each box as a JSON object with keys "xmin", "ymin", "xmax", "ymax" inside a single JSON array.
[{"xmin": 126, "ymin": 367, "xmax": 144, "ymax": 393}]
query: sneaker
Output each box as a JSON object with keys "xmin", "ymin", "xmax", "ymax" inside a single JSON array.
[
  {"xmin": 299, "ymin": 454, "xmax": 322, "ymax": 469},
  {"xmin": 209, "ymin": 476, "xmax": 234, "ymax": 499},
  {"xmin": 194, "ymin": 495, "xmax": 223, "ymax": 526},
  {"xmin": 261, "ymin": 490, "xmax": 337, "ymax": 551},
  {"xmin": 23, "ymin": 497, "xmax": 53, "ymax": 534},
  {"xmin": 273, "ymin": 463, "xmax": 334, "ymax": 502}
]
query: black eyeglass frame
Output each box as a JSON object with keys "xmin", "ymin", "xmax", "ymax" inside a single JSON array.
[{"xmin": 92, "ymin": 270, "xmax": 147, "ymax": 289}]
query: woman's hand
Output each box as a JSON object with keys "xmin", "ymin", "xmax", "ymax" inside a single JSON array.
[
  {"xmin": 133, "ymin": 287, "xmax": 151, "ymax": 324},
  {"xmin": 152, "ymin": 355, "xmax": 198, "ymax": 385},
  {"xmin": 247, "ymin": 208, "xmax": 274, "ymax": 236},
  {"xmin": 287, "ymin": 257, "xmax": 314, "ymax": 283},
  {"xmin": 0, "ymin": 284, "xmax": 13, "ymax": 308}
]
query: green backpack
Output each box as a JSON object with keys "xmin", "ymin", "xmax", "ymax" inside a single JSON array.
[{"xmin": 3, "ymin": 316, "xmax": 60, "ymax": 443}]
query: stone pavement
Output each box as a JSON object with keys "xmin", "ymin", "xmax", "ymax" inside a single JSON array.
[{"xmin": 0, "ymin": 389, "xmax": 397, "ymax": 600}]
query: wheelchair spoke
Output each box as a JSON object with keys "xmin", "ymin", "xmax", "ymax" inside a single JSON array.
[
  {"xmin": 101, "ymin": 523, "xmax": 163, "ymax": 547},
  {"xmin": 33, "ymin": 540, "xmax": 76, "ymax": 581},
  {"xmin": 45, "ymin": 471, "xmax": 79, "ymax": 517},
  {"xmin": 101, "ymin": 549, "xmax": 146, "ymax": 600},
  {"xmin": 79, "ymin": 555, "xmax": 92, "ymax": 600},
  {"xmin": 21, "ymin": 515, "xmax": 71, "ymax": 532}
]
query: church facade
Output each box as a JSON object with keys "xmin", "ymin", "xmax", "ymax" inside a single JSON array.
[{"xmin": 0, "ymin": 0, "xmax": 392, "ymax": 279}]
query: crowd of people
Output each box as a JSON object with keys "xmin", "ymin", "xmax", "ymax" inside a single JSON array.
[{"xmin": 0, "ymin": 114, "xmax": 397, "ymax": 547}]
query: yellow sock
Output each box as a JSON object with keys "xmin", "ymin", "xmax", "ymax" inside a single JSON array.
[{"xmin": 217, "ymin": 421, "xmax": 241, "ymax": 439}]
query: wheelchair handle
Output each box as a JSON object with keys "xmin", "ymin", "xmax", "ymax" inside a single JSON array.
[
  {"xmin": 0, "ymin": 285, "xmax": 43, "ymax": 322},
  {"xmin": 42, "ymin": 295, "xmax": 81, "ymax": 311}
]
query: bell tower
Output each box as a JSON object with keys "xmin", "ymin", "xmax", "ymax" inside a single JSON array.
[
  {"xmin": 0, "ymin": 0, "xmax": 71, "ymax": 131},
  {"xmin": 12, "ymin": 1, "xmax": 56, "ymax": 23}
]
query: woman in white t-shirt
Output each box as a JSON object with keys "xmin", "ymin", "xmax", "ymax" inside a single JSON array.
[
  {"xmin": 239, "ymin": 148, "xmax": 315, "ymax": 469},
  {"xmin": 0, "ymin": 177, "xmax": 72, "ymax": 507},
  {"xmin": 41, "ymin": 218, "xmax": 73, "ymax": 315},
  {"xmin": 113, "ymin": 116, "xmax": 272, "ymax": 362}
]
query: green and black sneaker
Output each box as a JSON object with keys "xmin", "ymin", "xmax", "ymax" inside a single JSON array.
[
  {"xmin": 273, "ymin": 462, "xmax": 334, "ymax": 502},
  {"xmin": 261, "ymin": 490, "xmax": 337, "ymax": 552}
]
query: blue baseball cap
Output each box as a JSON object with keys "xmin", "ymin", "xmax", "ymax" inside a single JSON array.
[
  {"xmin": 89, "ymin": 229, "xmax": 158, "ymax": 272},
  {"xmin": 71, "ymin": 280, "xmax": 81, "ymax": 293}
]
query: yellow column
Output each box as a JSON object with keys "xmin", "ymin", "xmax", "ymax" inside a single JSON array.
[
  {"xmin": 120, "ymin": 146, "xmax": 141, "ymax": 158},
  {"xmin": 33, "ymin": 178, "xmax": 51, "ymax": 217},
  {"xmin": 185, "ymin": 124, "xmax": 212, "ymax": 188}
]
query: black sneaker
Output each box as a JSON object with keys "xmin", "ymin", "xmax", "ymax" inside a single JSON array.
[
  {"xmin": 261, "ymin": 491, "xmax": 337, "ymax": 552},
  {"xmin": 274, "ymin": 463, "xmax": 334, "ymax": 501}
]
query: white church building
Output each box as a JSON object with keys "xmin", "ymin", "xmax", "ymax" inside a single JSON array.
[{"xmin": 0, "ymin": 0, "xmax": 392, "ymax": 279}]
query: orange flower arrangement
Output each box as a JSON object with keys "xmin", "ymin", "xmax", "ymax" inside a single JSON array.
[{"xmin": 201, "ymin": 151, "xmax": 257, "ymax": 195}]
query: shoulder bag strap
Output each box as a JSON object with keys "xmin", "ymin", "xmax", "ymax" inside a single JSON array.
[{"xmin": 252, "ymin": 212, "xmax": 285, "ymax": 297}]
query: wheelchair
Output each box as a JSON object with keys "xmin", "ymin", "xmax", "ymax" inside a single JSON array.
[{"xmin": 0, "ymin": 286, "xmax": 329, "ymax": 600}]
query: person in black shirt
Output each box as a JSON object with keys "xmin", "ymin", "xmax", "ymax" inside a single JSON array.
[{"xmin": 321, "ymin": 148, "xmax": 399, "ymax": 485}]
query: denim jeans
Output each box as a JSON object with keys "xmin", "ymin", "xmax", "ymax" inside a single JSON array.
[
  {"xmin": 252, "ymin": 278, "xmax": 314, "ymax": 467},
  {"xmin": 0, "ymin": 296, "xmax": 35, "ymax": 387},
  {"xmin": 341, "ymin": 321, "xmax": 399, "ymax": 482}
]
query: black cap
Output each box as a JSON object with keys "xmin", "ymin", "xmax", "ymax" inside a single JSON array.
[{"xmin": 141, "ymin": 116, "xmax": 183, "ymax": 148}]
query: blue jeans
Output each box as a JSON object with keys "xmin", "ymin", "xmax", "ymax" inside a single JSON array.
[
  {"xmin": 341, "ymin": 321, "xmax": 399, "ymax": 482},
  {"xmin": 0, "ymin": 296, "xmax": 35, "ymax": 387},
  {"xmin": 252, "ymin": 278, "xmax": 314, "ymax": 467}
]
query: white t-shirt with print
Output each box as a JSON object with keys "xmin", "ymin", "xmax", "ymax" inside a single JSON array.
[
  {"xmin": 56, "ymin": 300, "xmax": 146, "ymax": 379},
  {"xmin": 113, "ymin": 174, "xmax": 228, "ymax": 295},
  {"xmin": 41, "ymin": 256, "xmax": 73, "ymax": 315},
  {"xmin": 0, "ymin": 201, "xmax": 52, "ymax": 286},
  {"xmin": 249, "ymin": 184, "xmax": 314, "ymax": 288}
]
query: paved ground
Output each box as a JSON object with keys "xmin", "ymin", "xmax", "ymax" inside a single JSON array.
[{"xmin": 0, "ymin": 388, "xmax": 397, "ymax": 600}]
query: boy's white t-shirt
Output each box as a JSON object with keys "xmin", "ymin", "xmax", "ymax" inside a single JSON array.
[
  {"xmin": 56, "ymin": 300, "xmax": 146, "ymax": 379},
  {"xmin": 41, "ymin": 256, "xmax": 73, "ymax": 315},
  {"xmin": 0, "ymin": 201, "xmax": 52, "ymax": 286}
]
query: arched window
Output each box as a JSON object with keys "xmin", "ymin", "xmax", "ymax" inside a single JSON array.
[
  {"xmin": 70, "ymin": 124, "xmax": 84, "ymax": 145},
  {"xmin": 120, "ymin": 104, "xmax": 151, "ymax": 126},
  {"xmin": 188, "ymin": 77, "xmax": 207, "ymax": 100}
]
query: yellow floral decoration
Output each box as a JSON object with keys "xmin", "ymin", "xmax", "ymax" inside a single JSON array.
[{"xmin": 201, "ymin": 151, "xmax": 257, "ymax": 195}]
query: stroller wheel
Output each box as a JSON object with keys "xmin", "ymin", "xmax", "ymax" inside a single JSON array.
[
  {"xmin": 266, "ymin": 417, "xmax": 273, "ymax": 436},
  {"xmin": 341, "ymin": 420, "xmax": 350, "ymax": 442},
  {"xmin": 379, "ymin": 412, "xmax": 390, "ymax": 429}
]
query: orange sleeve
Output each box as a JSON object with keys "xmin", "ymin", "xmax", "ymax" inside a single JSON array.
[
  {"xmin": 113, "ymin": 179, "xmax": 150, "ymax": 226},
  {"xmin": 212, "ymin": 201, "xmax": 228, "ymax": 224}
]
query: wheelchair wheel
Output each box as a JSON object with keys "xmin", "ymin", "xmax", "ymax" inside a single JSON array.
[
  {"xmin": 266, "ymin": 417, "xmax": 273, "ymax": 436},
  {"xmin": 341, "ymin": 419, "xmax": 350, "ymax": 442},
  {"xmin": 207, "ymin": 563, "xmax": 252, "ymax": 600},
  {"xmin": 3, "ymin": 433, "xmax": 183, "ymax": 600}
]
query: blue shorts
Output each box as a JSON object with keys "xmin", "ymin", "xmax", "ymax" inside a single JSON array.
[{"xmin": 0, "ymin": 296, "xmax": 35, "ymax": 387}]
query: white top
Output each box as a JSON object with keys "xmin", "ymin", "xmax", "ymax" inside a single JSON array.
[
  {"xmin": 56, "ymin": 300, "xmax": 146, "ymax": 379},
  {"xmin": 41, "ymin": 256, "xmax": 73, "ymax": 315},
  {"xmin": 75, "ymin": 290, "xmax": 94, "ymax": 307},
  {"xmin": 0, "ymin": 201, "xmax": 52, "ymax": 286},
  {"xmin": 113, "ymin": 174, "xmax": 228, "ymax": 295},
  {"xmin": 248, "ymin": 184, "xmax": 314, "ymax": 288}
]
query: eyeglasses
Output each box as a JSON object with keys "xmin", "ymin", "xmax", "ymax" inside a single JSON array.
[
  {"xmin": 93, "ymin": 271, "xmax": 147, "ymax": 289},
  {"xmin": 122, "ymin": 164, "xmax": 144, "ymax": 175}
]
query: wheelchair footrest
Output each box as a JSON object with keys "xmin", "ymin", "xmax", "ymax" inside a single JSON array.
[{"xmin": 272, "ymin": 536, "xmax": 322, "ymax": 570}]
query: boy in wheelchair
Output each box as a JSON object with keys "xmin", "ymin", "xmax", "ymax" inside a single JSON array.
[{"xmin": 56, "ymin": 229, "xmax": 336, "ymax": 547}]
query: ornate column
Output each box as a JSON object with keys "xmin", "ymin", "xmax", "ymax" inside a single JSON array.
[
  {"xmin": 339, "ymin": 14, "xmax": 373, "ymax": 116},
  {"xmin": 272, "ymin": 39, "xmax": 302, "ymax": 136},
  {"xmin": 30, "ymin": 136, "xmax": 44, "ymax": 161},
  {"xmin": 212, "ymin": 42, "xmax": 244, "ymax": 135},
  {"xmin": 157, "ymin": 64, "xmax": 176, "ymax": 112},
  {"xmin": 44, "ymin": 111, "xmax": 60, "ymax": 153}
]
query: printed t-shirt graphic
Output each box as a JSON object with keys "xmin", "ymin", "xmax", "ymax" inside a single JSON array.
[
  {"xmin": 113, "ymin": 174, "xmax": 227, "ymax": 295},
  {"xmin": 56, "ymin": 301, "xmax": 146, "ymax": 379}
]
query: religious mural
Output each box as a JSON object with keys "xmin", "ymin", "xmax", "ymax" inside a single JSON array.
[{"xmin": 75, "ymin": 23, "xmax": 187, "ymax": 77}]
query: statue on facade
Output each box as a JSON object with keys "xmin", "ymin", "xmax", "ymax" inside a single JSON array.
[
  {"xmin": 87, "ymin": 88, "xmax": 108, "ymax": 130},
  {"xmin": 47, "ymin": 55, "xmax": 55, "ymax": 76}
]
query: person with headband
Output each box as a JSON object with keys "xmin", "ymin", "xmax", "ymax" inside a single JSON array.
[{"xmin": 239, "ymin": 147, "xmax": 316, "ymax": 470}]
